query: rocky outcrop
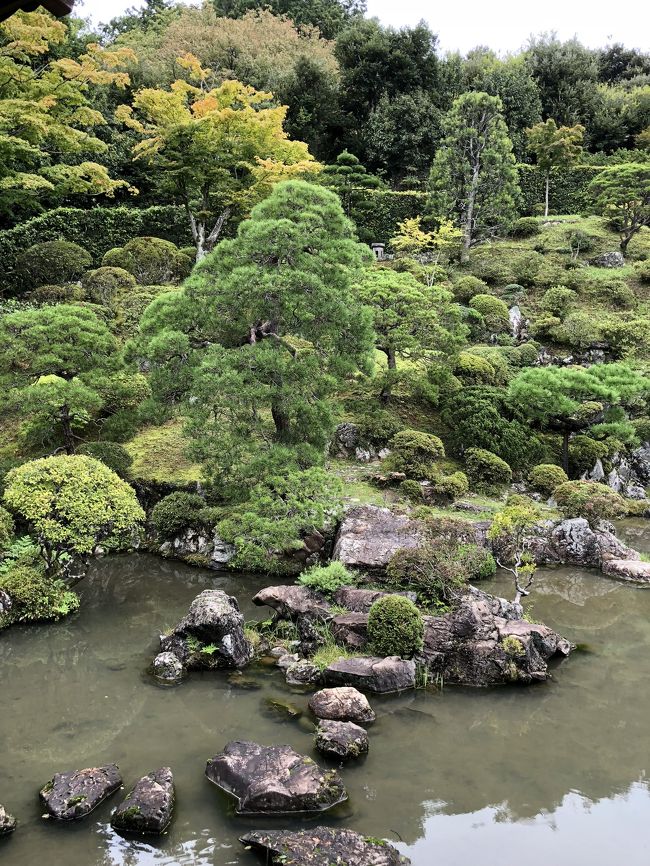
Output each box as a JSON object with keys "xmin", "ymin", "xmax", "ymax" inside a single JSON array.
[
  {"xmin": 332, "ymin": 586, "xmax": 417, "ymax": 612},
  {"xmin": 631, "ymin": 443, "xmax": 650, "ymax": 485},
  {"xmin": 324, "ymin": 656, "xmax": 416, "ymax": 694},
  {"xmin": 308, "ymin": 687, "xmax": 376, "ymax": 724},
  {"xmin": 252, "ymin": 585, "xmax": 331, "ymax": 620},
  {"xmin": 314, "ymin": 720, "xmax": 369, "ymax": 761},
  {"xmin": 240, "ymin": 827, "xmax": 410, "ymax": 866},
  {"xmin": 159, "ymin": 589, "xmax": 253, "ymax": 671},
  {"xmin": 0, "ymin": 805, "xmax": 16, "ymax": 835},
  {"xmin": 590, "ymin": 251, "xmax": 625, "ymax": 268},
  {"xmin": 602, "ymin": 559, "xmax": 650, "ymax": 583},
  {"xmin": 515, "ymin": 518, "xmax": 638, "ymax": 570},
  {"xmin": 111, "ymin": 767, "xmax": 175, "ymax": 835},
  {"xmin": 0, "ymin": 590, "xmax": 12, "ymax": 618},
  {"xmin": 152, "ymin": 651, "xmax": 184, "ymax": 682},
  {"xmin": 205, "ymin": 741, "xmax": 346, "ymax": 815},
  {"xmin": 330, "ymin": 422, "xmax": 361, "ymax": 457},
  {"xmin": 40, "ymin": 764, "xmax": 122, "ymax": 820},
  {"xmin": 421, "ymin": 588, "xmax": 572, "ymax": 686},
  {"xmin": 333, "ymin": 505, "xmax": 424, "ymax": 569},
  {"xmin": 159, "ymin": 528, "xmax": 235, "ymax": 568},
  {"xmin": 330, "ymin": 612, "xmax": 369, "ymax": 649}
]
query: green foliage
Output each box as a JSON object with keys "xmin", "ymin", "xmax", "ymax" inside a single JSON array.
[
  {"xmin": 15, "ymin": 240, "xmax": 92, "ymax": 290},
  {"xmin": 386, "ymin": 429, "xmax": 445, "ymax": 480},
  {"xmin": 468, "ymin": 294, "xmax": 510, "ymax": 332},
  {"xmin": 466, "ymin": 447, "xmax": 513, "ymax": 492},
  {"xmin": 102, "ymin": 237, "xmax": 192, "ymax": 285},
  {"xmin": 0, "ymin": 506, "xmax": 15, "ymax": 551},
  {"xmin": 634, "ymin": 260, "xmax": 650, "ymax": 284},
  {"xmin": 399, "ymin": 479, "xmax": 423, "ymax": 501},
  {"xmin": 568, "ymin": 434, "xmax": 609, "ymax": 476},
  {"xmin": 588, "ymin": 163, "xmax": 650, "ymax": 252},
  {"xmin": 455, "ymin": 351, "xmax": 497, "ymax": 385},
  {"xmin": 347, "ymin": 189, "xmax": 427, "ymax": 245},
  {"xmin": 0, "ymin": 561, "xmax": 79, "ymax": 625},
  {"xmin": 452, "ymin": 275, "xmax": 489, "ymax": 303},
  {"xmin": 553, "ymin": 480, "xmax": 627, "ymax": 525},
  {"xmin": 2, "ymin": 455, "xmax": 144, "ymax": 568},
  {"xmin": 540, "ymin": 285, "xmax": 578, "ymax": 317},
  {"xmin": 78, "ymin": 442, "xmax": 133, "ymax": 478},
  {"xmin": 82, "ymin": 267, "xmax": 137, "ymax": 306},
  {"xmin": 511, "ymin": 217, "xmax": 541, "ymax": 237},
  {"xmin": 367, "ymin": 594, "xmax": 424, "ymax": 659},
  {"xmin": 151, "ymin": 492, "xmax": 206, "ymax": 539},
  {"xmin": 468, "ymin": 253, "xmax": 514, "ymax": 286},
  {"xmin": 529, "ymin": 463, "xmax": 569, "ymax": 495},
  {"xmin": 431, "ymin": 471, "xmax": 469, "ymax": 501},
  {"xmin": 516, "ymin": 163, "xmax": 602, "ymax": 215},
  {"xmin": 355, "ymin": 410, "xmax": 404, "ymax": 448},
  {"xmin": 525, "ymin": 118, "xmax": 584, "ymax": 216},
  {"xmin": 297, "ymin": 561, "xmax": 356, "ymax": 595}
]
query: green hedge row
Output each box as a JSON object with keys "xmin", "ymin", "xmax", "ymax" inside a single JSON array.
[
  {"xmin": 517, "ymin": 164, "xmax": 604, "ymax": 216},
  {"xmin": 0, "ymin": 205, "xmax": 192, "ymax": 293}
]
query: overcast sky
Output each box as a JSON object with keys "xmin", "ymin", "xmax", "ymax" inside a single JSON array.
[{"xmin": 77, "ymin": 0, "xmax": 650, "ymax": 55}]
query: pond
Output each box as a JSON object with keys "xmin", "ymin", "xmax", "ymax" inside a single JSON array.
[{"xmin": 2, "ymin": 532, "xmax": 650, "ymax": 866}]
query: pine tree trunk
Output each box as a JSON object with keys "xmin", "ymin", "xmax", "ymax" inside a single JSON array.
[
  {"xmin": 562, "ymin": 428, "xmax": 570, "ymax": 474},
  {"xmin": 271, "ymin": 402, "xmax": 291, "ymax": 441},
  {"xmin": 545, "ymin": 172, "xmax": 550, "ymax": 218},
  {"xmin": 60, "ymin": 405, "xmax": 75, "ymax": 455},
  {"xmin": 379, "ymin": 347, "xmax": 396, "ymax": 403}
]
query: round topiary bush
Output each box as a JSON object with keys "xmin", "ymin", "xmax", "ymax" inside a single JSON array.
[
  {"xmin": 400, "ymin": 479, "xmax": 423, "ymax": 501},
  {"xmin": 16, "ymin": 240, "xmax": 92, "ymax": 290},
  {"xmin": 553, "ymin": 480, "xmax": 627, "ymax": 526},
  {"xmin": 452, "ymin": 275, "xmax": 490, "ymax": 303},
  {"xmin": 466, "ymin": 447, "xmax": 512, "ymax": 492},
  {"xmin": 102, "ymin": 237, "xmax": 191, "ymax": 285},
  {"xmin": 529, "ymin": 464, "xmax": 569, "ymax": 496},
  {"xmin": 388, "ymin": 429, "xmax": 445, "ymax": 480},
  {"xmin": 368, "ymin": 594, "xmax": 424, "ymax": 659},
  {"xmin": 32, "ymin": 284, "xmax": 83, "ymax": 302},
  {"xmin": 151, "ymin": 492, "xmax": 206, "ymax": 539},
  {"xmin": 432, "ymin": 471, "xmax": 469, "ymax": 501},
  {"xmin": 455, "ymin": 351, "xmax": 496, "ymax": 385},
  {"xmin": 634, "ymin": 260, "xmax": 650, "ymax": 285},
  {"xmin": 540, "ymin": 285, "xmax": 578, "ymax": 317},
  {"xmin": 511, "ymin": 217, "xmax": 541, "ymax": 238},
  {"xmin": 298, "ymin": 561, "xmax": 356, "ymax": 594},
  {"xmin": 82, "ymin": 266, "xmax": 137, "ymax": 305},
  {"xmin": 469, "ymin": 255, "xmax": 514, "ymax": 286},
  {"xmin": 78, "ymin": 442, "xmax": 133, "ymax": 478},
  {"xmin": 469, "ymin": 294, "xmax": 510, "ymax": 332}
]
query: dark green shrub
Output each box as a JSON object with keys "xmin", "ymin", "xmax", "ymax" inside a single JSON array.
[
  {"xmin": 102, "ymin": 237, "xmax": 192, "ymax": 285},
  {"xmin": 540, "ymin": 285, "xmax": 578, "ymax": 317},
  {"xmin": 568, "ymin": 435, "xmax": 609, "ymax": 476},
  {"xmin": 455, "ymin": 351, "xmax": 497, "ymax": 385},
  {"xmin": 550, "ymin": 310, "xmax": 604, "ymax": 349},
  {"xmin": 298, "ymin": 561, "xmax": 355, "ymax": 594},
  {"xmin": 590, "ymin": 279, "xmax": 636, "ymax": 310},
  {"xmin": 633, "ymin": 418, "xmax": 650, "ymax": 443},
  {"xmin": 466, "ymin": 447, "xmax": 512, "ymax": 492},
  {"xmin": 387, "ymin": 429, "xmax": 445, "ymax": 479},
  {"xmin": 453, "ymin": 274, "xmax": 489, "ymax": 303},
  {"xmin": 179, "ymin": 246, "xmax": 197, "ymax": 262},
  {"xmin": 566, "ymin": 228, "xmax": 597, "ymax": 254},
  {"xmin": 151, "ymin": 492, "xmax": 206, "ymax": 538},
  {"xmin": 79, "ymin": 442, "xmax": 133, "ymax": 478},
  {"xmin": 431, "ymin": 471, "xmax": 469, "ymax": 500},
  {"xmin": 511, "ymin": 251, "xmax": 545, "ymax": 287},
  {"xmin": 32, "ymin": 284, "xmax": 84, "ymax": 302},
  {"xmin": 469, "ymin": 294, "xmax": 510, "ymax": 332},
  {"xmin": 400, "ymin": 479, "xmax": 423, "ymax": 501},
  {"xmin": 368, "ymin": 594, "xmax": 424, "ymax": 659},
  {"xmin": 553, "ymin": 480, "xmax": 627, "ymax": 525},
  {"xmin": 511, "ymin": 217, "xmax": 541, "ymax": 238},
  {"xmin": 0, "ymin": 506, "xmax": 14, "ymax": 550},
  {"xmin": 469, "ymin": 255, "xmax": 514, "ymax": 286},
  {"xmin": 15, "ymin": 240, "xmax": 92, "ymax": 289},
  {"xmin": 529, "ymin": 463, "xmax": 569, "ymax": 496},
  {"xmin": 0, "ymin": 563, "xmax": 79, "ymax": 623},
  {"xmin": 356, "ymin": 410, "xmax": 403, "ymax": 447},
  {"xmin": 82, "ymin": 267, "xmax": 136, "ymax": 305}
]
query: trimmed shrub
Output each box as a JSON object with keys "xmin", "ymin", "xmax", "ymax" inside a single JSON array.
[
  {"xmin": 78, "ymin": 442, "xmax": 133, "ymax": 478},
  {"xmin": 553, "ymin": 480, "xmax": 627, "ymax": 526},
  {"xmin": 511, "ymin": 251, "xmax": 545, "ymax": 287},
  {"xmin": 453, "ymin": 274, "xmax": 489, "ymax": 303},
  {"xmin": 0, "ymin": 563, "xmax": 79, "ymax": 623},
  {"xmin": 529, "ymin": 463, "xmax": 569, "ymax": 496},
  {"xmin": 591, "ymin": 279, "xmax": 636, "ymax": 310},
  {"xmin": 568, "ymin": 435, "xmax": 609, "ymax": 476},
  {"xmin": 356, "ymin": 410, "xmax": 403, "ymax": 448},
  {"xmin": 298, "ymin": 561, "xmax": 356, "ymax": 595},
  {"xmin": 151, "ymin": 492, "xmax": 206, "ymax": 538},
  {"xmin": 400, "ymin": 479, "xmax": 424, "ymax": 501},
  {"xmin": 634, "ymin": 260, "xmax": 650, "ymax": 284},
  {"xmin": 82, "ymin": 267, "xmax": 136, "ymax": 306},
  {"xmin": 16, "ymin": 240, "xmax": 92, "ymax": 289},
  {"xmin": 469, "ymin": 294, "xmax": 510, "ymax": 332},
  {"xmin": 431, "ymin": 471, "xmax": 469, "ymax": 500},
  {"xmin": 469, "ymin": 254, "xmax": 514, "ymax": 286},
  {"xmin": 387, "ymin": 429, "xmax": 445, "ymax": 479},
  {"xmin": 466, "ymin": 447, "xmax": 512, "ymax": 492},
  {"xmin": 540, "ymin": 285, "xmax": 578, "ymax": 317},
  {"xmin": 511, "ymin": 217, "xmax": 541, "ymax": 238},
  {"xmin": 32, "ymin": 283, "xmax": 84, "ymax": 302},
  {"xmin": 102, "ymin": 237, "xmax": 192, "ymax": 285},
  {"xmin": 368, "ymin": 594, "xmax": 424, "ymax": 659},
  {"xmin": 455, "ymin": 351, "xmax": 497, "ymax": 385},
  {"xmin": 566, "ymin": 228, "xmax": 597, "ymax": 254}
]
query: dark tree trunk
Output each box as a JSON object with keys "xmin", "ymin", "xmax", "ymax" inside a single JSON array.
[
  {"xmin": 60, "ymin": 405, "xmax": 75, "ymax": 455},
  {"xmin": 562, "ymin": 428, "xmax": 570, "ymax": 474},
  {"xmin": 379, "ymin": 347, "xmax": 396, "ymax": 403},
  {"xmin": 271, "ymin": 402, "xmax": 291, "ymax": 441}
]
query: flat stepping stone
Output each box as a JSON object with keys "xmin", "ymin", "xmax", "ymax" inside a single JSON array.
[
  {"xmin": 111, "ymin": 767, "xmax": 174, "ymax": 835},
  {"xmin": 324, "ymin": 655, "xmax": 416, "ymax": 693},
  {"xmin": 240, "ymin": 826, "xmax": 411, "ymax": 865},
  {"xmin": 314, "ymin": 719, "xmax": 369, "ymax": 761},
  {"xmin": 40, "ymin": 764, "xmax": 122, "ymax": 820},
  {"xmin": 0, "ymin": 805, "xmax": 16, "ymax": 835},
  {"xmin": 205, "ymin": 740, "xmax": 346, "ymax": 815},
  {"xmin": 308, "ymin": 686, "xmax": 375, "ymax": 724}
]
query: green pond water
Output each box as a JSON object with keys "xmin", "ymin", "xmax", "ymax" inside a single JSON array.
[{"xmin": 2, "ymin": 527, "xmax": 650, "ymax": 866}]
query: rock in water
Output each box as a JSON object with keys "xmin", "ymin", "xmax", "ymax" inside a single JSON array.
[
  {"xmin": 205, "ymin": 741, "xmax": 346, "ymax": 814},
  {"xmin": 152, "ymin": 651, "xmax": 184, "ymax": 682},
  {"xmin": 314, "ymin": 720, "xmax": 369, "ymax": 761},
  {"xmin": 308, "ymin": 687, "xmax": 376, "ymax": 724},
  {"xmin": 40, "ymin": 764, "xmax": 122, "ymax": 820},
  {"xmin": 285, "ymin": 659, "xmax": 322, "ymax": 686},
  {"xmin": 324, "ymin": 656, "xmax": 416, "ymax": 694},
  {"xmin": 111, "ymin": 767, "xmax": 174, "ymax": 834},
  {"xmin": 333, "ymin": 505, "xmax": 423, "ymax": 569},
  {"xmin": 0, "ymin": 805, "xmax": 16, "ymax": 835},
  {"xmin": 240, "ymin": 827, "xmax": 410, "ymax": 865}
]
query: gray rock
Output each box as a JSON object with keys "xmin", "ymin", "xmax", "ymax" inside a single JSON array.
[
  {"xmin": 509, "ymin": 305, "xmax": 526, "ymax": 340},
  {"xmin": 240, "ymin": 827, "xmax": 410, "ymax": 866},
  {"xmin": 277, "ymin": 653, "xmax": 300, "ymax": 671},
  {"xmin": 324, "ymin": 656, "xmax": 416, "ymax": 694},
  {"xmin": 0, "ymin": 589, "xmax": 12, "ymax": 617},
  {"xmin": 590, "ymin": 251, "xmax": 625, "ymax": 268},
  {"xmin": 330, "ymin": 612, "xmax": 369, "ymax": 648},
  {"xmin": 314, "ymin": 719, "xmax": 369, "ymax": 761},
  {"xmin": 625, "ymin": 483, "xmax": 647, "ymax": 500},
  {"xmin": 285, "ymin": 659, "xmax": 322, "ymax": 686},
  {"xmin": 308, "ymin": 686, "xmax": 376, "ymax": 723},
  {"xmin": 333, "ymin": 505, "xmax": 424, "ymax": 569},
  {"xmin": 517, "ymin": 518, "xmax": 638, "ymax": 569},
  {"xmin": 111, "ymin": 767, "xmax": 174, "ymax": 835},
  {"xmin": 631, "ymin": 443, "xmax": 650, "ymax": 484},
  {"xmin": 252, "ymin": 585, "xmax": 331, "ymax": 620},
  {"xmin": 205, "ymin": 741, "xmax": 346, "ymax": 814},
  {"xmin": 332, "ymin": 586, "xmax": 417, "ymax": 613},
  {"xmin": 152, "ymin": 651, "xmax": 184, "ymax": 682},
  {"xmin": 0, "ymin": 805, "xmax": 16, "ymax": 835},
  {"xmin": 329, "ymin": 422, "xmax": 361, "ymax": 457},
  {"xmin": 588, "ymin": 459, "xmax": 605, "ymax": 482},
  {"xmin": 40, "ymin": 764, "xmax": 122, "ymax": 820},
  {"xmin": 210, "ymin": 533, "xmax": 236, "ymax": 568},
  {"xmin": 602, "ymin": 558, "xmax": 650, "ymax": 583},
  {"xmin": 160, "ymin": 589, "xmax": 253, "ymax": 671}
]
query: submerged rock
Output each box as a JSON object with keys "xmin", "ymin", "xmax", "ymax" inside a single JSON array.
[
  {"xmin": 111, "ymin": 767, "xmax": 174, "ymax": 835},
  {"xmin": 285, "ymin": 659, "xmax": 322, "ymax": 686},
  {"xmin": 314, "ymin": 719, "xmax": 369, "ymax": 761},
  {"xmin": 205, "ymin": 741, "xmax": 346, "ymax": 814},
  {"xmin": 324, "ymin": 656, "xmax": 416, "ymax": 694},
  {"xmin": 40, "ymin": 764, "xmax": 122, "ymax": 820},
  {"xmin": 240, "ymin": 827, "xmax": 410, "ymax": 866},
  {"xmin": 152, "ymin": 651, "xmax": 184, "ymax": 682},
  {"xmin": 333, "ymin": 505, "xmax": 424, "ymax": 569},
  {"xmin": 308, "ymin": 686, "xmax": 376, "ymax": 724},
  {"xmin": 0, "ymin": 805, "xmax": 16, "ymax": 835}
]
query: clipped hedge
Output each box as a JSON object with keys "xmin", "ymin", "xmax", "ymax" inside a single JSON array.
[
  {"xmin": 517, "ymin": 164, "xmax": 604, "ymax": 216},
  {"xmin": 348, "ymin": 189, "xmax": 427, "ymax": 244},
  {"xmin": 0, "ymin": 205, "xmax": 192, "ymax": 294}
]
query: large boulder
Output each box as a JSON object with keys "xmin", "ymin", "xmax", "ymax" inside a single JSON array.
[
  {"xmin": 421, "ymin": 588, "xmax": 572, "ymax": 686},
  {"xmin": 333, "ymin": 505, "xmax": 424, "ymax": 569},
  {"xmin": 590, "ymin": 251, "xmax": 625, "ymax": 268},
  {"xmin": 630, "ymin": 443, "xmax": 650, "ymax": 485},
  {"xmin": 602, "ymin": 558, "xmax": 650, "ymax": 583},
  {"xmin": 324, "ymin": 656, "xmax": 416, "ymax": 694},
  {"xmin": 111, "ymin": 767, "xmax": 175, "ymax": 835},
  {"xmin": 205, "ymin": 741, "xmax": 346, "ymax": 815},
  {"xmin": 0, "ymin": 805, "xmax": 16, "ymax": 835},
  {"xmin": 159, "ymin": 589, "xmax": 253, "ymax": 671},
  {"xmin": 240, "ymin": 827, "xmax": 410, "ymax": 866},
  {"xmin": 252, "ymin": 585, "xmax": 331, "ymax": 620},
  {"xmin": 330, "ymin": 612, "xmax": 369, "ymax": 649},
  {"xmin": 517, "ymin": 518, "xmax": 638, "ymax": 569},
  {"xmin": 314, "ymin": 720, "xmax": 369, "ymax": 761},
  {"xmin": 330, "ymin": 422, "xmax": 361, "ymax": 458},
  {"xmin": 332, "ymin": 586, "xmax": 417, "ymax": 612},
  {"xmin": 40, "ymin": 764, "xmax": 122, "ymax": 820},
  {"xmin": 308, "ymin": 686, "xmax": 376, "ymax": 724}
]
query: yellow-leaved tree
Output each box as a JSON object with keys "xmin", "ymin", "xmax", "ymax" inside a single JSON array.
[{"xmin": 116, "ymin": 54, "xmax": 319, "ymax": 259}]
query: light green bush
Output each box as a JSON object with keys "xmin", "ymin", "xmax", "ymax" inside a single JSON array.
[
  {"xmin": 540, "ymin": 285, "xmax": 578, "ymax": 317},
  {"xmin": 82, "ymin": 266, "xmax": 136, "ymax": 306},
  {"xmin": 469, "ymin": 294, "xmax": 510, "ymax": 332},
  {"xmin": 387, "ymin": 429, "xmax": 445, "ymax": 480},
  {"xmin": 553, "ymin": 480, "xmax": 627, "ymax": 526},
  {"xmin": 102, "ymin": 237, "xmax": 192, "ymax": 285},
  {"xmin": 298, "ymin": 561, "xmax": 356, "ymax": 595},
  {"xmin": 466, "ymin": 447, "xmax": 512, "ymax": 492},
  {"xmin": 511, "ymin": 217, "xmax": 541, "ymax": 238},
  {"xmin": 529, "ymin": 463, "xmax": 569, "ymax": 496},
  {"xmin": 453, "ymin": 275, "xmax": 489, "ymax": 303}
]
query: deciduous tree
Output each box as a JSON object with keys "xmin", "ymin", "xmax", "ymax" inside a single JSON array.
[{"xmin": 526, "ymin": 118, "xmax": 584, "ymax": 216}]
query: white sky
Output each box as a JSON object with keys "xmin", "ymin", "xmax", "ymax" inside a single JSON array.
[{"xmin": 77, "ymin": 0, "xmax": 650, "ymax": 55}]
